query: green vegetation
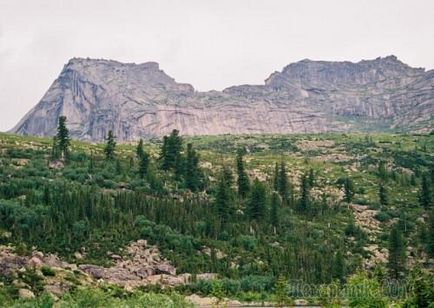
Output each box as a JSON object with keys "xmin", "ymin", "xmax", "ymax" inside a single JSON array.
[{"xmin": 0, "ymin": 121, "xmax": 433, "ymax": 305}]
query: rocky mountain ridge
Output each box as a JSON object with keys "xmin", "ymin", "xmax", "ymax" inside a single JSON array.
[{"xmin": 11, "ymin": 56, "xmax": 434, "ymax": 141}]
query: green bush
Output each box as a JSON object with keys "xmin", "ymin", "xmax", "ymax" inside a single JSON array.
[
  {"xmin": 374, "ymin": 211, "xmax": 391, "ymax": 222},
  {"xmin": 41, "ymin": 266, "xmax": 56, "ymax": 277}
]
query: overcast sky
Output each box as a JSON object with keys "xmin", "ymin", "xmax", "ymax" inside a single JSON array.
[{"xmin": 1, "ymin": 0, "xmax": 433, "ymax": 131}]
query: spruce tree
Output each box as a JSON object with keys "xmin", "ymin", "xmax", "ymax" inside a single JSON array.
[
  {"xmin": 379, "ymin": 184, "xmax": 388, "ymax": 206},
  {"xmin": 332, "ymin": 250, "xmax": 345, "ymax": 282},
  {"xmin": 215, "ymin": 167, "xmax": 235, "ymax": 224},
  {"xmin": 344, "ymin": 177, "xmax": 354, "ymax": 203},
  {"xmin": 246, "ymin": 178, "xmax": 267, "ymax": 221},
  {"xmin": 274, "ymin": 276, "xmax": 290, "ymax": 307},
  {"xmin": 277, "ymin": 161, "xmax": 290, "ymax": 206},
  {"xmin": 159, "ymin": 129, "xmax": 183, "ymax": 173},
  {"xmin": 298, "ymin": 173, "xmax": 310, "ymax": 214},
  {"xmin": 236, "ymin": 148, "xmax": 250, "ymax": 198},
  {"xmin": 378, "ymin": 161, "xmax": 387, "ymax": 180},
  {"xmin": 308, "ymin": 168, "xmax": 315, "ymax": 188},
  {"xmin": 54, "ymin": 116, "xmax": 70, "ymax": 159},
  {"xmin": 427, "ymin": 210, "xmax": 434, "ymax": 257},
  {"xmin": 185, "ymin": 143, "xmax": 202, "ymax": 191},
  {"xmin": 104, "ymin": 130, "xmax": 116, "ymax": 160},
  {"xmin": 270, "ymin": 191, "xmax": 280, "ymax": 229},
  {"xmin": 419, "ymin": 175, "xmax": 432, "ymax": 209},
  {"xmin": 136, "ymin": 138, "xmax": 144, "ymax": 159},
  {"xmin": 273, "ymin": 162, "xmax": 279, "ymax": 191},
  {"xmin": 388, "ymin": 224, "xmax": 406, "ymax": 279},
  {"xmin": 139, "ymin": 152, "xmax": 150, "ymax": 179},
  {"xmin": 160, "ymin": 136, "xmax": 169, "ymax": 170}
]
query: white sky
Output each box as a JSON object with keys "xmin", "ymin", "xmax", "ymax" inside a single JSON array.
[{"xmin": 1, "ymin": 0, "xmax": 433, "ymax": 131}]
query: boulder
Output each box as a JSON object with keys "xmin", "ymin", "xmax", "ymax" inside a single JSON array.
[
  {"xmin": 18, "ymin": 288, "xmax": 35, "ymax": 299},
  {"xmin": 155, "ymin": 263, "xmax": 176, "ymax": 275},
  {"xmin": 28, "ymin": 256, "xmax": 43, "ymax": 268}
]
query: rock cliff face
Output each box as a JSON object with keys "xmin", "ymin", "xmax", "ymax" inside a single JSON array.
[{"xmin": 10, "ymin": 56, "xmax": 434, "ymax": 141}]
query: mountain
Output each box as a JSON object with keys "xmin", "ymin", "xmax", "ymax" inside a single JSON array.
[{"xmin": 10, "ymin": 56, "xmax": 434, "ymax": 141}]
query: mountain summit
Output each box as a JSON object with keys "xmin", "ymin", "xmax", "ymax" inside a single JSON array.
[{"xmin": 11, "ymin": 56, "xmax": 434, "ymax": 141}]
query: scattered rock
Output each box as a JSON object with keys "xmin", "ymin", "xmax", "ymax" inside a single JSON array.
[
  {"xmin": 18, "ymin": 288, "xmax": 35, "ymax": 299},
  {"xmin": 48, "ymin": 160, "xmax": 64, "ymax": 169},
  {"xmin": 28, "ymin": 256, "xmax": 43, "ymax": 268}
]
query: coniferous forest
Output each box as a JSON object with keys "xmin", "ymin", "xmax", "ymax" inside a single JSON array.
[{"xmin": 0, "ymin": 118, "xmax": 433, "ymax": 306}]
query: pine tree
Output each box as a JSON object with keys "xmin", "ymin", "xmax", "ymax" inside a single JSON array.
[
  {"xmin": 308, "ymin": 168, "xmax": 315, "ymax": 188},
  {"xmin": 277, "ymin": 162, "xmax": 290, "ymax": 206},
  {"xmin": 388, "ymin": 224, "xmax": 406, "ymax": 279},
  {"xmin": 419, "ymin": 175, "xmax": 432, "ymax": 209},
  {"xmin": 54, "ymin": 116, "xmax": 70, "ymax": 159},
  {"xmin": 270, "ymin": 191, "xmax": 280, "ymax": 229},
  {"xmin": 378, "ymin": 161, "xmax": 387, "ymax": 180},
  {"xmin": 160, "ymin": 136, "xmax": 169, "ymax": 170},
  {"xmin": 236, "ymin": 148, "xmax": 250, "ymax": 198},
  {"xmin": 274, "ymin": 276, "xmax": 290, "ymax": 307},
  {"xmin": 88, "ymin": 149, "xmax": 94, "ymax": 172},
  {"xmin": 51, "ymin": 136, "xmax": 60, "ymax": 159},
  {"xmin": 344, "ymin": 177, "xmax": 354, "ymax": 203},
  {"xmin": 332, "ymin": 250, "xmax": 345, "ymax": 282},
  {"xmin": 115, "ymin": 159, "xmax": 122, "ymax": 174},
  {"xmin": 427, "ymin": 210, "xmax": 434, "ymax": 257},
  {"xmin": 246, "ymin": 178, "xmax": 267, "ymax": 221},
  {"xmin": 139, "ymin": 152, "xmax": 150, "ymax": 179},
  {"xmin": 136, "ymin": 138, "xmax": 144, "ymax": 159},
  {"xmin": 104, "ymin": 130, "xmax": 116, "ymax": 160},
  {"xmin": 185, "ymin": 143, "xmax": 202, "ymax": 191},
  {"xmin": 379, "ymin": 184, "xmax": 388, "ymax": 206},
  {"xmin": 222, "ymin": 165, "xmax": 234, "ymax": 187},
  {"xmin": 298, "ymin": 173, "xmax": 310, "ymax": 214},
  {"xmin": 159, "ymin": 129, "xmax": 183, "ymax": 173},
  {"xmin": 215, "ymin": 167, "xmax": 235, "ymax": 224},
  {"xmin": 273, "ymin": 162, "xmax": 279, "ymax": 191}
]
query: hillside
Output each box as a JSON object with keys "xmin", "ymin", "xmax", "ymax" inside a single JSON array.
[
  {"xmin": 10, "ymin": 56, "xmax": 434, "ymax": 141},
  {"xmin": 0, "ymin": 130, "xmax": 433, "ymax": 306}
]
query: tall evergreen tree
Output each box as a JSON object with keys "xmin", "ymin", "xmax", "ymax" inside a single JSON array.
[
  {"xmin": 104, "ymin": 130, "xmax": 116, "ymax": 160},
  {"xmin": 273, "ymin": 162, "xmax": 279, "ymax": 191},
  {"xmin": 139, "ymin": 152, "xmax": 150, "ymax": 179},
  {"xmin": 378, "ymin": 161, "xmax": 388, "ymax": 180},
  {"xmin": 419, "ymin": 175, "xmax": 432, "ymax": 209},
  {"xmin": 214, "ymin": 167, "xmax": 235, "ymax": 224},
  {"xmin": 388, "ymin": 224, "xmax": 406, "ymax": 279},
  {"xmin": 308, "ymin": 168, "xmax": 315, "ymax": 188},
  {"xmin": 379, "ymin": 184, "xmax": 388, "ymax": 206},
  {"xmin": 298, "ymin": 173, "xmax": 310, "ymax": 214},
  {"xmin": 236, "ymin": 149, "xmax": 250, "ymax": 198},
  {"xmin": 136, "ymin": 138, "xmax": 144, "ymax": 159},
  {"xmin": 274, "ymin": 276, "xmax": 290, "ymax": 307},
  {"xmin": 246, "ymin": 178, "xmax": 267, "ymax": 221},
  {"xmin": 185, "ymin": 143, "xmax": 202, "ymax": 191},
  {"xmin": 159, "ymin": 129, "xmax": 183, "ymax": 173},
  {"xmin": 344, "ymin": 177, "xmax": 354, "ymax": 203},
  {"xmin": 332, "ymin": 250, "xmax": 345, "ymax": 282},
  {"xmin": 54, "ymin": 116, "xmax": 70, "ymax": 159},
  {"xmin": 270, "ymin": 191, "xmax": 280, "ymax": 229},
  {"xmin": 427, "ymin": 210, "xmax": 434, "ymax": 257},
  {"xmin": 159, "ymin": 136, "xmax": 169, "ymax": 170},
  {"xmin": 277, "ymin": 162, "xmax": 290, "ymax": 206}
]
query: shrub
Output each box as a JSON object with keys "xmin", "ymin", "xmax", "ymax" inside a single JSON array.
[
  {"xmin": 41, "ymin": 266, "xmax": 56, "ymax": 277},
  {"xmin": 374, "ymin": 211, "xmax": 391, "ymax": 222}
]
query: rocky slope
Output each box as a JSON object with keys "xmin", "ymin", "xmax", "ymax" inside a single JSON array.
[{"xmin": 10, "ymin": 56, "xmax": 434, "ymax": 141}]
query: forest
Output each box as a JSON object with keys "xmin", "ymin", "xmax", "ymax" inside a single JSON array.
[{"xmin": 0, "ymin": 117, "xmax": 433, "ymax": 307}]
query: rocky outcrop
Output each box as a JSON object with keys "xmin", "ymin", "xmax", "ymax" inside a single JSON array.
[
  {"xmin": 0, "ymin": 240, "xmax": 216, "ymax": 294},
  {"xmin": 10, "ymin": 56, "xmax": 434, "ymax": 141}
]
